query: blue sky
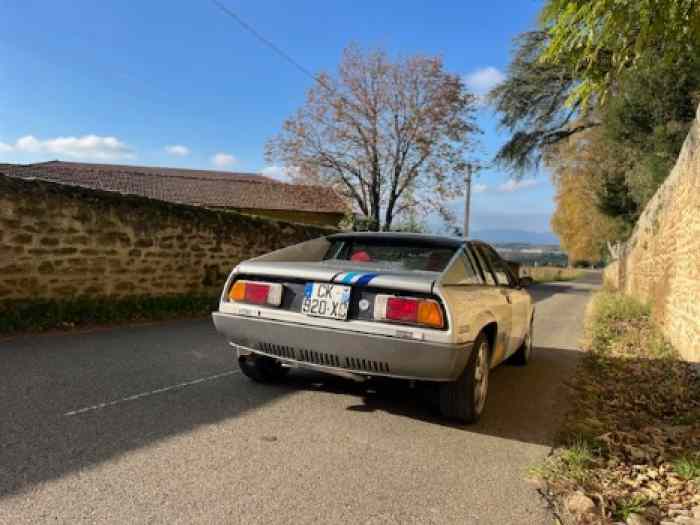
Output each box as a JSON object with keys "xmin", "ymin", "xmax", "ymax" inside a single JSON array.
[{"xmin": 0, "ymin": 0, "xmax": 555, "ymax": 235}]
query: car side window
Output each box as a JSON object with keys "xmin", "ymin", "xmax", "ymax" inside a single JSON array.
[
  {"xmin": 462, "ymin": 249, "xmax": 484, "ymax": 284},
  {"xmin": 440, "ymin": 250, "xmax": 483, "ymax": 285},
  {"xmin": 479, "ymin": 245, "xmax": 516, "ymax": 287},
  {"xmin": 469, "ymin": 245, "xmax": 497, "ymax": 286}
]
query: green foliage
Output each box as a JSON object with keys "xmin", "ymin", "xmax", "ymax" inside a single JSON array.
[
  {"xmin": 0, "ymin": 294, "xmax": 218, "ymax": 334},
  {"xmin": 612, "ymin": 495, "xmax": 650, "ymax": 521},
  {"xmin": 672, "ymin": 454, "xmax": 700, "ymax": 482},
  {"xmin": 490, "ymin": 31, "xmax": 598, "ymax": 173},
  {"xmin": 559, "ymin": 438, "xmax": 597, "ymax": 484},
  {"xmin": 598, "ymin": 55, "xmax": 700, "ymax": 214},
  {"xmin": 541, "ymin": 0, "xmax": 700, "ymax": 107},
  {"xmin": 531, "ymin": 436, "xmax": 599, "ymax": 486},
  {"xmin": 594, "ymin": 162, "xmax": 641, "ymax": 225},
  {"xmin": 588, "ymin": 292, "xmax": 651, "ymax": 353},
  {"xmin": 494, "ymin": 1, "xmax": 700, "ymax": 238}
]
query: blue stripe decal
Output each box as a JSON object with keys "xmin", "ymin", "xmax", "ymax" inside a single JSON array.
[
  {"xmin": 355, "ymin": 272, "xmax": 379, "ymax": 287},
  {"xmin": 341, "ymin": 272, "xmax": 358, "ymax": 284}
]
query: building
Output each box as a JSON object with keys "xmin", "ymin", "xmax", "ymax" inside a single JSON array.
[{"xmin": 1, "ymin": 161, "xmax": 348, "ymax": 227}]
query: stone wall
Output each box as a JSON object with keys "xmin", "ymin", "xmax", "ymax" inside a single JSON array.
[
  {"xmin": 608, "ymin": 105, "xmax": 700, "ymax": 362},
  {"xmin": 0, "ymin": 175, "xmax": 332, "ymax": 302}
]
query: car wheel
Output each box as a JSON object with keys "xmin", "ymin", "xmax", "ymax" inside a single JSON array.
[
  {"xmin": 511, "ymin": 316, "xmax": 534, "ymax": 366},
  {"xmin": 238, "ymin": 354, "xmax": 290, "ymax": 383},
  {"xmin": 439, "ymin": 331, "xmax": 490, "ymax": 423}
]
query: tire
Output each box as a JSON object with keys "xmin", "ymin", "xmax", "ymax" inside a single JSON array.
[
  {"xmin": 439, "ymin": 331, "xmax": 491, "ymax": 423},
  {"xmin": 238, "ymin": 354, "xmax": 290, "ymax": 383},
  {"xmin": 511, "ymin": 316, "xmax": 534, "ymax": 366}
]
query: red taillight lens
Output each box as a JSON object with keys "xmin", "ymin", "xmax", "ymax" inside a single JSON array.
[
  {"xmin": 386, "ymin": 297, "xmax": 420, "ymax": 322},
  {"xmin": 228, "ymin": 280, "xmax": 283, "ymax": 306},
  {"xmin": 374, "ymin": 295, "xmax": 444, "ymax": 328},
  {"xmin": 245, "ymin": 283, "xmax": 271, "ymax": 305}
]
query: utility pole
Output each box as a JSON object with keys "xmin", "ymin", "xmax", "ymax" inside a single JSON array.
[{"xmin": 464, "ymin": 164, "xmax": 472, "ymax": 239}]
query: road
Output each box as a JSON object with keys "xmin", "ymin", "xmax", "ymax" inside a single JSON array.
[{"xmin": 0, "ymin": 273, "xmax": 600, "ymax": 524}]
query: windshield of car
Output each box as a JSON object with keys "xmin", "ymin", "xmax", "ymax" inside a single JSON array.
[{"xmin": 323, "ymin": 240, "xmax": 457, "ymax": 272}]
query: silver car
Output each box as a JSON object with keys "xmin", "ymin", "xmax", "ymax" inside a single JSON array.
[{"xmin": 213, "ymin": 233, "xmax": 534, "ymax": 423}]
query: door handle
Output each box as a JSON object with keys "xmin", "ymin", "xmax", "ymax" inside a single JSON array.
[{"xmin": 500, "ymin": 290, "xmax": 512, "ymax": 304}]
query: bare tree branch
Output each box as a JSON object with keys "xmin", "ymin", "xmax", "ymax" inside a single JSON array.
[{"xmin": 266, "ymin": 45, "xmax": 479, "ymax": 231}]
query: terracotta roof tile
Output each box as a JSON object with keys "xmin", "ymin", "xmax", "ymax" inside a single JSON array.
[{"xmin": 3, "ymin": 161, "xmax": 347, "ymax": 214}]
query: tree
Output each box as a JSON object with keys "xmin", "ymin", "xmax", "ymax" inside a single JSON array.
[
  {"xmin": 546, "ymin": 128, "xmax": 629, "ymax": 262},
  {"xmin": 266, "ymin": 45, "xmax": 480, "ymax": 231},
  {"xmin": 601, "ymin": 54, "xmax": 700, "ymax": 209},
  {"xmin": 541, "ymin": 0, "xmax": 700, "ymax": 107},
  {"xmin": 493, "ymin": 1, "xmax": 700, "ymax": 176},
  {"xmin": 489, "ymin": 31, "xmax": 599, "ymax": 173}
]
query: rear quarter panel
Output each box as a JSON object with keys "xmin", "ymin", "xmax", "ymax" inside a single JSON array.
[{"xmin": 437, "ymin": 284, "xmax": 512, "ymax": 366}]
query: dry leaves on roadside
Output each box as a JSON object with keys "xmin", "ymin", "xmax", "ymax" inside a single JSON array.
[{"xmin": 534, "ymin": 292, "xmax": 700, "ymax": 524}]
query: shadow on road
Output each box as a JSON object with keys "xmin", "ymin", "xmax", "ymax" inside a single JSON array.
[
  {"xmin": 283, "ymin": 344, "xmax": 581, "ymax": 446},
  {"xmin": 0, "ymin": 274, "xmax": 598, "ymax": 500}
]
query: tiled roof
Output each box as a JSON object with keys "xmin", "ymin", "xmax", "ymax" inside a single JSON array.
[{"xmin": 2, "ymin": 161, "xmax": 347, "ymax": 214}]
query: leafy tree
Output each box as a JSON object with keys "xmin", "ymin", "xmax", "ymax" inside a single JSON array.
[
  {"xmin": 546, "ymin": 129, "xmax": 629, "ymax": 261},
  {"xmin": 490, "ymin": 31, "xmax": 599, "ymax": 173},
  {"xmin": 493, "ymin": 2, "xmax": 700, "ymax": 177},
  {"xmin": 266, "ymin": 45, "xmax": 480, "ymax": 231},
  {"xmin": 541, "ymin": 0, "xmax": 700, "ymax": 107},
  {"xmin": 601, "ymin": 55, "xmax": 700, "ymax": 209}
]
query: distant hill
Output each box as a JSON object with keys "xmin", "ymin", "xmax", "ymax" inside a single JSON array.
[{"xmin": 471, "ymin": 229, "xmax": 559, "ymax": 245}]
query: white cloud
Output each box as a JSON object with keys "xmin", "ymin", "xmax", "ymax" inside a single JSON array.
[
  {"xmin": 261, "ymin": 165, "xmax": 300, "ymax": 182},
  {"xmin": 497, "ymin": 178, "xmax": 542, "ymax": 193},
  {"xmin": 211, "ymin": 152, "xmax": 237, "ymax": 169},
  {"xmin": 164, "ymin": 144, "xmax": 190, "ymax": 157},
  {"xmin": 473, "ymin": 183, "xmax": 488, "ymax": 193},
  {"xmin": 464, "ymin": 66, "xmax": 506, "ymax": 97},
  {"xmin": 0, "ymin": 134, "xmax": 133, "ymax": 160}
]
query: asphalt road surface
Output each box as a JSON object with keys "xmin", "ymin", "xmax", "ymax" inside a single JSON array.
[{"xmin": 0, "ymin": 272, "xmax": 601, "ymax": 524}]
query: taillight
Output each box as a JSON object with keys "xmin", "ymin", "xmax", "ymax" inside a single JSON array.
[
  {"xmin": 373, "ymin": 295, "xmax": 444, "ymax": 328},
  {"xmin": 228, "ymin": 280, "xmax": 283, "ymax": 306}
]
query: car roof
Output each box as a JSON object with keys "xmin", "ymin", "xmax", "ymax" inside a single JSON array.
[{"xmin": 327, "ymin": 232, "xmax": 467, "ymax": 249}]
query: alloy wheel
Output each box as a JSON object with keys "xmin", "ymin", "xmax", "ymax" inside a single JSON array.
[
  {"xmin": 473, "ymin": 341, "xmax": 489, "ymax": 415},
  {"xmin": 525, "ymin": 320, "xmax": 534, "ymax": 361}
]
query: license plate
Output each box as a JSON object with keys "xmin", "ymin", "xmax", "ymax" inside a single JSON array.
[{"xmin": 302, "ymin": 282, "xmax": 351, "ymax": 320}]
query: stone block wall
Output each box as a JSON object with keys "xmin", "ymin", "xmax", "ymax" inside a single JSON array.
[
  {"xmin": 0, "ymin": 175, "xmax": 332, "ymax": 302},
  {"xmin": 608, "ymin": 105, "xmax": 700, "ymax": 362}
]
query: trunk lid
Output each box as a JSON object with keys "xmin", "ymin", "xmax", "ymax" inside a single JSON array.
[{"xmin": 236, "ymin": 260, "xmax": 437, "ymax": 293}]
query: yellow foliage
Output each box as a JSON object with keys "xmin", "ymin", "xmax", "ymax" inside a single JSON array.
[{"xmin": 547, "ymin": 129, "xmax": 626, "ymax": 262}]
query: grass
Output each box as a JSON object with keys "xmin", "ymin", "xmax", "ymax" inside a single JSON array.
[
  {"xmin": 532, "ymin": 290, "xmax": 700, "ymax": 523},
  {"xmin": 0, "ymin": 294, "xmax": 218, "ymax": 334},
  {"xmin": 522, "ymin": 266, "xmax": 584, "ymax": 283},
  {"xmin": 612, "ymin": 495, "xmax": 650, "ymax": 521},
  {"xmin": 672, "ymin": 455, "xmax": 700, "ymax": 482}
]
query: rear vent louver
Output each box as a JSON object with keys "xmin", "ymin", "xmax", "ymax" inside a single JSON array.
[
  {"xmin": 255, "ymin": 343, "xmax": 390, "ymax": 374},
  {"xmin": 297, "ymin": 349, "xmax": 341, "ymax": 367},
  {"xmin": 345, "ymin": 357, "xmax": 390, "ymax": 373},
  {"xmin": 257, "ymin": 342, "xmax": 296, "ymax": 360}
]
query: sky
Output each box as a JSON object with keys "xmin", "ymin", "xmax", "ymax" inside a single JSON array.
[{"xmin": 0, "ymin": 0, "xmax": 555, "ymax": 237}]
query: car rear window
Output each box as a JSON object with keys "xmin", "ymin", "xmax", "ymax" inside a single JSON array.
[{"xmin": 324, "ymin": 240, "xmax": 457, "ymax": 272}]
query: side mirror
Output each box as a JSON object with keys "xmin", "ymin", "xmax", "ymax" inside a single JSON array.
[{"xmin": 519, "ymin": 276, "xmax": 534, "ymax": 288}]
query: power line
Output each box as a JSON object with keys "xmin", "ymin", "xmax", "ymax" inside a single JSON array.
[{"xmin": 210, "ymin": 0, "xmax": 335, "ymax": 93}]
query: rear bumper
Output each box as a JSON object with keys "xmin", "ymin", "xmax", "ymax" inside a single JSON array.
[{"xmin": 212, "ymin": 312, "xmax": 472, "ymax": 382}]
